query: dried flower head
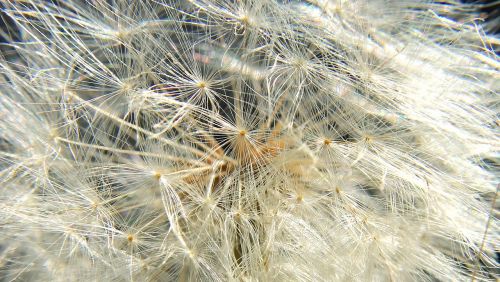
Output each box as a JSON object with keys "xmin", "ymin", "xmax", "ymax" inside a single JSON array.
[{"xmin": 0, "ymin": 0, "xmax": 498, "ymax": 281}]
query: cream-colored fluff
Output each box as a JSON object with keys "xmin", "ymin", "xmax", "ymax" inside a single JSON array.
[{"xmin": 0, "ymin": 0, "xmax": 498, "ymax": 281}]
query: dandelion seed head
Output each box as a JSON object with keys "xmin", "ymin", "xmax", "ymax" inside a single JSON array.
[{"xmin": 0, "ymin": 0, "xmax": 498, "ymax": 281}]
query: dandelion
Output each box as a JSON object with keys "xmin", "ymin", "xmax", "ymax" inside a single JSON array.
[{"xmin": 0, "ymin": 0, "xmax": 498, "ymax": 281}]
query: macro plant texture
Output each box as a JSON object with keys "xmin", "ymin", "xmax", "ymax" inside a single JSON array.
[{"xmin": 0, "ymin": 0, "xmax": 499, "ymax": 281}]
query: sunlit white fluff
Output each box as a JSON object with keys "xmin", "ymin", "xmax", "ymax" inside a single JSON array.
[{"xmin": 0, "ymin": 0, "xmax": 498, "ymax": 281}]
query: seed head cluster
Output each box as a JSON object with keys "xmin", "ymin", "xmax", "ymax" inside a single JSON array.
[{"xmin": 0, "ymin": 0, "xmax": 498, "ymax": 281}]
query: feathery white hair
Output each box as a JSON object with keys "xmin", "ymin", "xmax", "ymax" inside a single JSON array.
[{"xmin": 0, "ymin": 0, "xmax": 498, "ymax": 281}]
